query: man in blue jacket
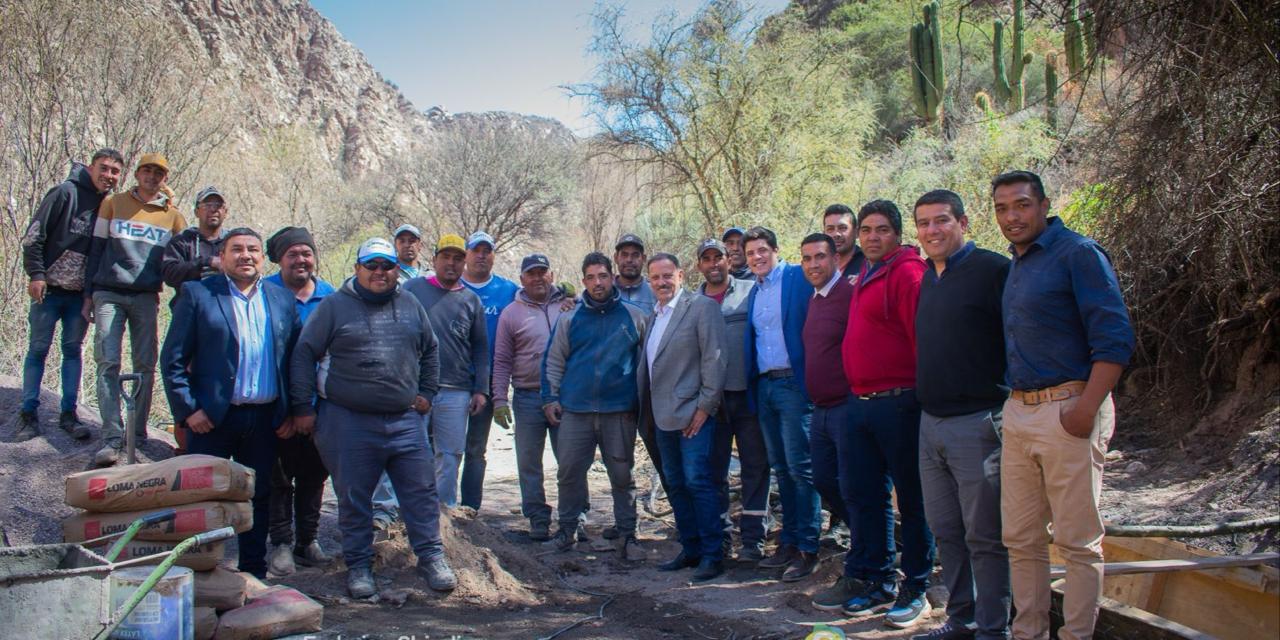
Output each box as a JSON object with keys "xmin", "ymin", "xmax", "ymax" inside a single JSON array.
[
  {"xmin": 159, "ymin": 228, "xmax": 300, "ymax": 578},
  {"xmin": 742, "ymin": 226, "xmax": 820, "ymax": 581},
  {"xmin": 542, "ymin": 252, "xmax": 649, "ymax": 560}
]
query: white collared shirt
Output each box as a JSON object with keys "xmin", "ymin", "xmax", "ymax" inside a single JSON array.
[
  {"xmin": 813, "ymin": 271, "xmax": 843, "ymax": 298},
  {"xmin": 646, "ymin": 288, "xmax": 684, "ymax": 376}
]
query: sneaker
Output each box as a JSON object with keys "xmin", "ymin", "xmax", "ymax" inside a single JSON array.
[
  {"xmin": 347, "ymin": 567, "xmax": 376, "ymax": 599},
  {"xmin": 812, "ymin": 576, "xmax": 866, "ymax": 611},
  {"xmin": 529, "ymin": 520, "xmax": 551, "ymax": 542},
  {"xmin": 417, "ymin": 555, "xmax": 457, "ymax": 591},
  {"xmin": 910, "ymin": 620, "xmax": 976, "ymax": 640},
  {"xmin": 781, "ymin": 551, "xmax": 818, "ymax": 582},
  {"xmin": 268, "ymin": 545, "xmax": 296, "ymax": 576},
  {"xmin": 842, "ymin": 581, "xmax": 897, "ymax": 618},
  {"xmin": 757, "ymin": 543, "xmax": 797, "ymax": 569},
  {"xmin": 92, "ymin": 440, "xmax": 122, "ymax": 467},
  {"xmin": 691, "ymin": 557, "xmax": 724, "ymax": 583},
  {"xmin": 885, "ymin": 587, "xmax": 932, "ymax": 629},
  {"xmin": 546, "ymin": 527, "xmax": 577, "ymax": 551},
  {"xmin": 293, "ymin": 541, "xmax": 333, "ymax": 567},
  {"xmin": 14, "ymin": 412, "xmax": 39, "ymax": 441},
  {"xmin": 58, "ymin": 411, "xmax": 90, "ymax": 440},
  {"xmin": 621, "ymin": 535, "xmax": 644, "ymax": 562}
]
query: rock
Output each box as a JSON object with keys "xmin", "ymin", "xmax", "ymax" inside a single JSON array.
[{"xmin": 1125, "ymin": 461, "xmax": 1148, "ymax": 474}]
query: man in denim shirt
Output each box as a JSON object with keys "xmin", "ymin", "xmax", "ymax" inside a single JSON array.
[{"xmin": 992, "ymin": 171, "xmax": 1134, "ymax": 640}]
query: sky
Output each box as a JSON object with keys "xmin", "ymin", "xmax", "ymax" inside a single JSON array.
[{"xmin": 309, "ymin": 0, "xmax": 791, "ymax": 134}]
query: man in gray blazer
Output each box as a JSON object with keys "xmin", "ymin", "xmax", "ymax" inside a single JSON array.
[{"xmin": 639, "ymin": 253, "xmax": 728, "ymax": 582}]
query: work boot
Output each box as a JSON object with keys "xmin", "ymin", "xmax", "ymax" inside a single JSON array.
[
  {"xmin": 528, "ymin": 520, "xmax": 551, "ymax": 542},
  {"xmin": 293, "ymin": 541, "xmax": 333, "ymax": 567},
  {"xmin": 621, "ymin": 535, "xmax": 644, "ymax": 562},
  {"xmin": 812, "ymin": 576, "xmax": 866, "ymax": 611},
  {"xmin": 268, "ymin": 545, "xmax": 296, "ymax": 576},
  {"xmin": 347, "ymin": 567, "xmax": 376, "ymax": 599},
  {"xmin": 738, "ymin": 541, "xmax": 765, "ymax": 563},
  {"xmin": 657, "ymin": 551, "xmax": 700, "ymax": 572},
  {"xmin": 14, "ymin": 412, "xmax": 39, "ymax": 441},
  {"xmin": 546, "ymin": 527, "xmax": 577, "ymax": 552},
  {"xmin": 757, "ymin": 543, "xmax": 797, "ymax": 569},
  {"xmin": 92, "ymin": 439, "xmax": 122, "ymax": 467},
  {"xmin": 691, "ymin": 557, "xmax": 724, "ymax": 583},
  {"xmin": 59, "ymin": 411, "xmax": 91, "ymax": 440},
  {"xmin": 418, "ymin": 556, "xmax": 457, "ymax": 591},
  {"xmin": 782, "ymin": 551, "xmax": 819, "ymax": 582},
  {"xmin": 601, "ymin": 525, "xmax": 620, "ymax": 540}
]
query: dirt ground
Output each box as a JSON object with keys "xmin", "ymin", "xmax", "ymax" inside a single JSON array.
[{"xmin": 2, "ymin": 374, "xmax": 1276, "ymax": 639}]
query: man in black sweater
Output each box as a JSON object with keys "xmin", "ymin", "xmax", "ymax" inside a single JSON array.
[
  {"xmin": 911, "ymin": 190, "xmax": 1012, "ymax": 640},
  {"xmin": 18, "ymin": 149, "xmax": 124, "ymax": 440}
]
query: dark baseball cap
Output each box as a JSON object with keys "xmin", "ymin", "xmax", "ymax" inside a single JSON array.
[
  {"xmin": 520, "ymin": 253, "xmax": 551, "ymax": 273},
  {"xmin": 615, "ymin": 233, "xmax": 645, "ymax": 252},
  {"xmin": 697, "ymin": 238, "xmax": 726, "ymax": 258},
  {"xmin": 721, "ymin": 227, "xmax": 746, "ymax": 241}
]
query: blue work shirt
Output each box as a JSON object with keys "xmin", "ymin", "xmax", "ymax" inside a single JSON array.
[
  {"xmin": 461, "ymin": 274, "xmax": 519, "ymax": 361},
  {"xmin": 228, "ymin": 277, "xmax": 276, "ymax": 404},
  {"xmin": 263, "ymin": 273, "xmax": 334, "ymax": 324},
  {"xmin": 751, "ymin": 260, "xmax": 792, "ymax": 373},
  {"xmin": 1002, "ymin": 217, "xmax": 1134, "ymax": 389}
]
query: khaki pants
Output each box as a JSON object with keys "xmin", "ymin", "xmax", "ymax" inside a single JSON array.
[{"xmin": 1001, "ymin": 392, "xmax": 1114, "ymax": 640}]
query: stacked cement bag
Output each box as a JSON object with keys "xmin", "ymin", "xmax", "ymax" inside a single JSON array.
[{"xmin": 62, "ymin": 455, "xmax": 322, "ymax": 639}]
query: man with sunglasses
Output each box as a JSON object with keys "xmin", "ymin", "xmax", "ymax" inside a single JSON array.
[{"xmin": 290, "ymin": 237, "xmax": 455, "ymax": 598}]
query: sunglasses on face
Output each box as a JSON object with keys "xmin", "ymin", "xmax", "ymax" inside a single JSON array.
[{"xmin": 361, "ymin": 261, "xmax": 397, "ymax": 272}]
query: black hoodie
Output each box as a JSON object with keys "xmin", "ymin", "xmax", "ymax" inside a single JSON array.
[{"xmin": 20, "ymin": 163, "xmax": 105, "ymax": 293}]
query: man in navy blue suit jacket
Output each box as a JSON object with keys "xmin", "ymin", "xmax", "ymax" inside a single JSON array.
[
  {"xmin": 160, "ymin": 227, "xmax": 300, "ymax": 578},
  {"xmin": 742, "ymin": 226, "xmax": 821, "ymax": 582}
]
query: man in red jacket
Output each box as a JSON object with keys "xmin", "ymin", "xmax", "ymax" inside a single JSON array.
[{"xmin": 838, "ymin": 200, "xmax": 936, "ymax": 629}]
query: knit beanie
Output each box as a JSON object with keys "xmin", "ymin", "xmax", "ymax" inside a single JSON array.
[{"xmin": 266, "ymin": 226, "xmax": 316, "ymax": 264}]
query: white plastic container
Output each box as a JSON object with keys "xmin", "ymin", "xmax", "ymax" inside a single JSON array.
[{"xmin": 108, "ymin": 565, "xmax": 194, "ymax": 640}]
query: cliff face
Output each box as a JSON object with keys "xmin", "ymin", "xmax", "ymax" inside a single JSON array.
[{"xmin": 151, "ymin": 0, "xmax": 430, "ymax": 174}]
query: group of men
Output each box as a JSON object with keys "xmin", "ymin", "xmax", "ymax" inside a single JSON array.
[{"xmin": 20, "ymin": 149, "xmax": 1133, "ymax": 640}]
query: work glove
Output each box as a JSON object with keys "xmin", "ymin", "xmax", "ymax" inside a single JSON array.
[{"xmin": 494, "ymin": 405, "xmax": 513, "ymax": 430}]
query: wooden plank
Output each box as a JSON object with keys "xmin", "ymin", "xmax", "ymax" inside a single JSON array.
[
  {"xmin": 1049, "ymin": 552, "xmax": 1280, "ymax": 579},
  {"xmin": 1051, "ymin": 590, "xmax": 1216, "ymax": 640}
]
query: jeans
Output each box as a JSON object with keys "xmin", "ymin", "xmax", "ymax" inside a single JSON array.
[
  {"xmin": 656, "ymin": 419, "xmax": 723, "ymax": 560},
  {"xmin": 92, "ymin": 290, "xmax": 159, "ymax": 441},
  {"xmin": 710, "ymin": 389, "xmax": 769, "ymax": 548},
  {"xmin": 461, "ymin": 396, "xmax": 494, "ymax": 509},
  {"xmin": 512, "ymin": 388, "xmax": 559, "ymax": 525},
  {"xmin": 920, "ymin": 408, "xmax": 1010, "ymax": 639},
  {"xmin": 372, "ymin": 410, "xmax": 434, "ymax": 523},
  {"xmin": 269, "ymin": 433, "xmax": 330, "ymax": 548},
  {"xmin": 556, "ymin": 411, "xmax": 637, "ymax": 536},
  {"xmin": 313, "ymin": 401, "xmax": 444, "ymax": 570},
  {"xmin": 429, "ymin": 389, "xmax": 471, "ymax": 508},
  {"xmin": 22, "ymin": 290, "xmax": 89, "ymax": 414},
  {"xmin": 186, "ymin": 403, "xmax": 279, "ymax": 578},
  {"xmin": 848, "ymin": 390, "xmax": 935, "ymax": 591},
  {"xmin": 756, "ymin": 375, "xmax": 819, "ymax": 553},
  {"xmin": 810, "ymin": 396, "xmax": 861, "ymax": 577}
]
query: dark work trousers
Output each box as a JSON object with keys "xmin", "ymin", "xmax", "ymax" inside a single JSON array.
[
  {"xmin": 637, "ymin": 411, "xmax": 670, "ymax": 495},
  {"xmin": 269, "ymin": 433, "xmax": 329, "ymax": 548},
  {"xmin": 810, "ymin": 394, "xmax": 861, "ymax": 577},
  {"xmin": 710, "ymin": 389, "xmax": 769, "ymax": 549},
  {"xmin": 847, "ymin": 390, "xmax": 935, "ymax": 591},
  {"xmin": 919, "ymin": 408, "xmax": 1010, "ymax": 639},
  {"xmin": 186, "ymin": 402, "xmax": 279, "ymax": 578},
  {"xmin": 461, "ymin": 396, "xmax": 494, "ymax": 510}
]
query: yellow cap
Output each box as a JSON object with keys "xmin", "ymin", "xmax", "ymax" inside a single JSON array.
[
  {"xmin": 136, "ymin": 152, "xmax": 170, "ymax": 173},
  {"xmin": 435, "ymin": 233, "xmax": 466, "ymax": 254}
]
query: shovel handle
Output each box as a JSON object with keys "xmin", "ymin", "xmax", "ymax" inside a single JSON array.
[{"xmin": 192, "ymin": 526, "xmax": 237, "ymax": 546}]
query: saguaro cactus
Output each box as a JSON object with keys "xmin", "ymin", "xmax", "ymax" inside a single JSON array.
[
  {"xmin": 1045, "ymin": 53, "xmax": 1059, "ymax": 132},
  {"xmin": 909, "ymin": 1, "xmax": 945, "ymax": 126},
  {"xmin": 992, "ymin": 0, "xmax": 1032, "ymax": 111},
  {"xmin": 1064, "ymin": 0, "xmax": 1087, "ymax": 77}
]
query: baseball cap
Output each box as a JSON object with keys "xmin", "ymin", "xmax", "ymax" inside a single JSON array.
[
  {"xmin": 520, "ymin": 254, "xmax": 551, "ymax": 273},
  {"xmin": 393, "ymin": 223, "xmax": 422, "ymax": 239},
  {"xmin": 466, "ymin": 231, "xmax": 496, "ymax": 250},
  {"xmin": 435, "ymin": 233, "xmax": 466, "ymax": 255},
  {"xmin": 615, "ymin": 233, "xmax": 645, "ymax": 252},
  {"xmin": 697, "ymin": 238, "xmax": 727, "ymax": 258},
  {"xmin": 721, "ymin": 227, "xmax": 746, "ymax": 241},
  {"xmin": 194, "ymin": 186, "xmax": 224, "ymax": 208},
  {"xmin": 356, "ymin": 237, "xmax": 397, "ymax": 264},
  {"xmin": 136, "ymin": 152, "xmax": 170, "ymax": 173}
]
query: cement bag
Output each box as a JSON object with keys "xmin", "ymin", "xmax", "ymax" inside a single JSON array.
[
  {"xmin": 65, "ymin": 454, "xmax": 254, "ymax": 512},
  {"xmin": 109, "ymin": 539, "xmax": 225, "ymax": 571},
  {"xmin": 62, "ymin": 500, "xmax": 252, "ymax": 542},
  {"xmin": 215, "ymin": 586, "xmax": 323, "ymax": 640},
  {"xmin": 193, "ymin": 567, "xmax": 247, "ymax": 611},
  {"xmin": 194, "ymin": 606, "xmax": 218, "ymax": 640}
]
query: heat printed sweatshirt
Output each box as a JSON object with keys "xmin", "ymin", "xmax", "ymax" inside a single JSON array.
[{"xmin": 86, "ymin": 188, "xmax": 186, "ymax": 295}]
